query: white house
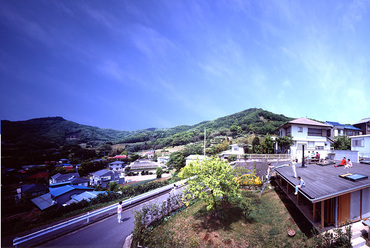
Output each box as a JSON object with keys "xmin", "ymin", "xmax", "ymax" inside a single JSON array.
[
  {"xmin": 90, "ymin": 169, "xmax": 124, "ymax": 188},
  {"xmin": 109, "ymin": 161, "xmax": 125, "ymax": 171},
  {"xmin": 350, "ymin": 134, "xmax": 370, "ymax": 158},
  {"xmin": 185, "ymin": 155, "xmax": 210, "ymax": 166},
  {"xmin": 220, "ymin": 144, "xmax": 245, "ymax": 160},
  {"xmin": 278, "ymin": 118, "xmax": 332, "ymax": 161},
  {"xmin": 157, "ymin": 156, "xmax": 170, "ymax": 165}
]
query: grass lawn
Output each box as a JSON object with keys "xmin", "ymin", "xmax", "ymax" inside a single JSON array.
[{"xmin": 143, "ymin": 187, "xmax": 314, "ymax": 247}]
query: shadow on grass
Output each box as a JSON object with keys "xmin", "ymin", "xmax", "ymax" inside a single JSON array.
[
  {"xmin": 192, "ymin": 201, "xmax": 256, "ymax": 232},
  {"xmin": 270, "ymin": 179, "xmax": 315, "ymax": 238}
]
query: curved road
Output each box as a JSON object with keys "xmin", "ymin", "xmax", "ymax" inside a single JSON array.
[{"xmin": 39, "ymin": 188, "xmax": 182, "ymax": 248}]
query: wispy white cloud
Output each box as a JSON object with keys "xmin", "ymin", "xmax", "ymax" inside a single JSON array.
[{"xmin": 343, "ymin": 0, "xmax": 369, "ymax": 31}]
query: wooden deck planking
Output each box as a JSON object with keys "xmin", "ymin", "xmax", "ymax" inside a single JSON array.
[{"xmin": 275, "ymin": 161, "xmax": 370, "ymax": 201}]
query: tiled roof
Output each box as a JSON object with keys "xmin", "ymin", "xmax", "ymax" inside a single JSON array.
[
  {"xmin": 353, "ymin": 117, "xmax": 370, "ymax": 125},
  {"xmin": 49, "ymin": 185, "xmax": 93, "ymax": 197},
  {"xmin": 326, "ymin": 121, "xmax": 344, "ymax": 127},
  {"xmin": 91, "ymin": 169, "xmax": 111, "ymax": 177},
  {"xmin": 288, "ymin": 118, "xmax": 330, "ymax": 127}
]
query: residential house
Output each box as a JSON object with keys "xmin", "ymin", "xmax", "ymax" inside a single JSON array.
[
  {"xmin": 325, "ymin": 121, "xmax": 362, "ymax": 137},
  {"xmin": 49, "ymin": 173, "xmax": 89, "ymax": 186},
  {"xmin": 130, "ymin": 159, "xmax": 160, "ymax": 170},
  {"xmin": 274, "ymin": 161, "xmax": 370, "ymax": 230},
  {"xmin": 350, "ymin": 134, "xmax": 370, "ymax": 158},
  {"xmin": 64, "ymin": 191, "xmax": 107, "ymax": 206},
  {"xmin": 109, "ymin": 161, "xmax": 126, "ymax": 171},
  {"xmin": 185, "ymin": 155, "xmax": 210, "ymax": 166},
  {"xmin": 90, "ymin": 169, "xmax": 125, "ymax": 188},
  {"xmin": 31, "ymin": 185, "xmax": 95, "ymax": 209},
  {"xmin": 157, "ymin": 156, "xmax": 170, "ymax": 165},
  {"xmin": 353, "ymin": 117, "xmax": 370, "ymax": 135},
  {"xmin": 220, "ymin": 144, "xmax": 245, "ymax": 160},
  {"xmin": 278, "ymin": 118, "xmax": 332, "ymax": 161},
  {"xmin": 21, "ymin": 184, "xmax": 48, "ymax": 197}
]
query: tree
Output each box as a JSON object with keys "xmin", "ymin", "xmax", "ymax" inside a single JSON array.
[
  {"xmin": 166, "ymin": 151, "xmax": 185, "ymax": 171},
  {"xmin": 252, "ymin": 137, "xmax": 260, "ymax": 153},
  {"xmin": 179, "ymin": 157, "xmax": 241, "ymax": 216},
  {"xmin": 261, "ymin": 133, "xmax": 275, "ymax": 154},
  {"xmin": 276, "ymin": 134, "xmax": 294, "ymax": 154},
  {"xmin": 156, "ymin": 167, "xmax": 163, "ymax": 178},
  {"xmin": 333, "ymin": 136, "xmax": 351, "ymax": 150}
]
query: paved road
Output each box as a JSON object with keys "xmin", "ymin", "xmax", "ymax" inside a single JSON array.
[{"xmin": 39, "ymin": 188, "xmax": 181, "ymax": 248}]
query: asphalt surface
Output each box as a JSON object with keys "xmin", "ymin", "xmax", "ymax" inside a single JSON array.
[{"xmin": 38, "ymin": 189, "xmax": 180, "ymax": 248}]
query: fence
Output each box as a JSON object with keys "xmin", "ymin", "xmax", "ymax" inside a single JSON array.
[
  {"xmin": 242, "ymin": 154, "xmax": 292, "ymax": 161},
  {"xmin": 13, "ymin": 183, "xmax": 180, "ymax": 247}
]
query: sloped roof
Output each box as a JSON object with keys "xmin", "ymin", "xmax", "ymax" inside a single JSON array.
[
  {"xmin": 289, "ymin": 118, "xmax": 330, "ymax": 127},
  {"xmin": 353, "ymin": 117, "xmax": 370, "ymax": 125},
  {"xmin": 343, "ymin": 125, "xmax": 362, "ymax": 131},
  {"xmin": 49, "ymin": 185, "xmax": 93, "ymax": 197},
  {"xmin": 109, "ymin": 161, "xmax": 125, "ymax": 165},
  {"xmin": 91, "ymin": 169, "xmax": 111, "ymax": 177},
  {"xmin": 71, "ymin": 191, "xmax": 107, "ymax": 202},
  {"xmin": 31, "ymin": 193, "xmax": 56, "ymax": 210},
  {"xmin": 326, "ymin": 121, "xmax": 344, "ymax": 127}
]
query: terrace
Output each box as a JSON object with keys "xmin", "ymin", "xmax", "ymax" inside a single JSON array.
[{"xmin": 274, "ymin": 161, "xmax": 370, "ymax": 230}]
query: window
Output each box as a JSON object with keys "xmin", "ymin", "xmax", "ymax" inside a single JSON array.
[
  {"xmin": 367, "ymin": 124, "xmax": 370, "ymax": 132},
  {"xmin": 298, "ymin": 127, "xmax": 303, "ymax": 132},
  {"xmin": 315, "ymin": 146, "xmax": 324, "ymax": 150},
  {"xmin": 308, "ymin": 128, "xmax": 322, "ymax": 136},
  {"xmin": 308, "ymin": 141, "xmax": 314, "ymax": 148},
  {"xmin": 286, "ymin": 127, "xmax": 291, "ymax": 136},
  {"xmin": 347, "ymin": 130, "xmax": 353, "ymax": 136},
  {"xmin": 352, "ymin": 139, "xmax": 364, "ymax": 147}
]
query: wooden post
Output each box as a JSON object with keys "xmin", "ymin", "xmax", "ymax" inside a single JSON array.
[
  {"xmin": 313, "ymin": 202, "xmax": 316, "ymax": 221},
  {"xmin": 360, "ymin": 189, "xmax": 363, "ymax": 219},
  {"xmin": 321, "ymin": 201, "xmax": 325, "ymax": 229}
]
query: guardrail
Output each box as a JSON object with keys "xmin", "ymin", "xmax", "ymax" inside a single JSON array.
[{"xmin": 13, "ymin": 182, "xmax": 182, "ymax": 247}]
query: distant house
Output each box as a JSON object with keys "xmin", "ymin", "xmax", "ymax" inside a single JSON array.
[
  {"xmin": 90, "ymin": 169, "xmax": 125, "ymax": 188},
  {"xmin": 64, "ymin": 191, "xmax": 107, "ymax": 206},
  {"xmin": 353, "ymin": 117, "xmax": 370, "ymax": 135},
  {"xmin": 109, "ymin": 161, "xmax": 126, "ymax": 171},
  {"xmin": 157, "ymin": 156, "xmax": 170, "ymax": 165},
  {"xmin": 325, "ymin": 121, "xmax": 362, "ymax": 137},
  {"xmin": 130, "ymin": 159, "xmax": 160, "ymax": 170},
  {"xmin": 49, "ymin": 173, "xmax": 89, "ymax": 186},
  {"xmin": 220, "ymin": 144, "xmax": 245, "ymax": 160},
  {"xmin": 185, "ymin": 155, "xmax": 210, "ymax": 166},
  {"xmin": 278, "ymin": 118, "xmax": 332, "ymax": 161},
  {"xmin": 21, "ymin": 184, "xmax": 48, "ymax": 197},
  {"xmin": 32, "ymin": 184, "xmax": 95, "ymax": 209},
  {"xmin": 350, "ymin": 134, "xmax": 370, "ymax": 158}
]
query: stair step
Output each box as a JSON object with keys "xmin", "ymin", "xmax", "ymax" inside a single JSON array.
[
  {"xmin": 353, "ymin": 230, "xmax": 364, "ymax": 239},
  {"xmin": 352, "ymin": 237, "xmax": 366, "ymax": 248}
]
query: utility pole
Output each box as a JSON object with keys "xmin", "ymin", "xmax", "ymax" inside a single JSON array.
[{"xmin": 204, "ymin": 128, "xmax": 206, "ymax": 156}]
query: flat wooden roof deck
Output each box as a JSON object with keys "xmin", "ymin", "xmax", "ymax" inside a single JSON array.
[{"xmin": 275, "ymin": 161, "xmax": 370, "ymax": 202}]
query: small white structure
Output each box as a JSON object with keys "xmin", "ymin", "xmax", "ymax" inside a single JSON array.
[
  {"xmin": 157, "ymin": 156, "xmax": 170, "ymax": 165},
  {"xmin": 185, "ymin": 155, "xmax": 209, "ymax": 166},
  {"xmin": 350, "ymin": 134, "xmax": 370, "ymax": 158},
  {"xmin": 109, "ymin": 161, "xmax": 125, "ymax": 171},
  {"xmin": 220, "ymin": 144, "xmax": 245, "ymax": 160}
]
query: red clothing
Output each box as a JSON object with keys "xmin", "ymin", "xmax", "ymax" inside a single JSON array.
[{"xmin": 340, "ymin": 159, "xmax": 347, "ymax": 166}]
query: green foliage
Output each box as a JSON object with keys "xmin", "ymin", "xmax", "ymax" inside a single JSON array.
[
  {"xmin": 108, "ymin": 182, "xmax": 120, "ymax": 192},
  {"xmin": 179, "ymin": 157, "xmax": 241, "ymax": 215},
  {"xmin": 311, "ymin": 224, "xmax": 352, "ymax": 247},
  {"xmin": 276, "ymin": 134, "xmax": 294, "ymax": 154},
  {"xmin": 333, "ymin": 136, "xmax": 351, "ymax": 150},
  {"xmin": 181, "ymin": 143, "xmax": 203, "ymax": 157},
  {"xmin": 156, "ymin": 167, "xmax": 163, "ymax": 178},
  {"xmin": 78, "ymin": 160, "xmax": 108, "ymax": 177},
  {"xmin": 166, "ymin": 151, "xmax": 185, "ymax": 172},
  {"xmin": 261, "ymin": 133, "xmax": 275, "ymax": 154},
  {"xmin": 228, "ymin": 155, "xmax": 237, "ymax": 162}
]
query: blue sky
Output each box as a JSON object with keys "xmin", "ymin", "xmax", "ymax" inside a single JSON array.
[{"xmin": 1, "ymin": 0, "xmax": 369, "ymax": 131}]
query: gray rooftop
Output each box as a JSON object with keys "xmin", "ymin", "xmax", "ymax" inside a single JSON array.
[{"xmin": 275, "ymin": 161, "xmax": 370, "ymax": 203}]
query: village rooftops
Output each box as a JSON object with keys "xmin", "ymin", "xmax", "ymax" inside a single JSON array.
[{"xmin": 275, "ymin": 162, "xmax": 370, "ymax": 203}]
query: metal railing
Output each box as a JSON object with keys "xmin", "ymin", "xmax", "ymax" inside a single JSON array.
[
  {"xmin": 244, "ymin": 154, "xmax": 292, "ymax": 160},
  {"xmin": 13, "ymin": 183, "xmax": 180, "ymax": 247}
]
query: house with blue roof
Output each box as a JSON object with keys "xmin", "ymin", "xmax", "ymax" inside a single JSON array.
[
  {"xmin": 64, "ymin": 191, "xmax": 107, "ymax": 206},
  {"xmin": 48, "ymin": 185, "xmax": 95, "ymax": 207},
  {"xmin": 90, "ymin": 169, "xmax": 125, "ymax": 188},
  {"xmin": 325, "ymin": 121, "xmax": 362, "ymax": 138}
]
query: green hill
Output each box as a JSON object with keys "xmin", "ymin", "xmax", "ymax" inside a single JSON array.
[{"xmin": 1, "ymin": 108, "xmax": 293, "ymax": 167}]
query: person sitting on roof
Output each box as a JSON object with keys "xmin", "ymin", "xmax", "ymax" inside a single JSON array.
[
  {"xmin": 294, "ymin": 176, "xmax": 305, "ymax": 195},
  {"xmin": 344, "ymin": 159, "xmax": 353, "ymax": 169},
  {"xmin": 335, "ymin": 157, "xmax": 347, "ymax": 167}
]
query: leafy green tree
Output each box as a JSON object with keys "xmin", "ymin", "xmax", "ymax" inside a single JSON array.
[
  {"xmin": 179, "ymin": 157, "xmax": 241, "ymax": 216},
  {"xmin": 156, "ymin": 167, "xmax": 163, "ymax": 178},
  {"xmin": 276, "ymin": 134, "xmax": 294, "ymax": 154},
  {"xmin": 333, "ymin": 136, "xmax": 351, "ymax": 150},
  {"xmin": 182, "ymin": 143, "xmax": 203, "ymax": 157},
  {"xmin": 166, "ymin": 151, "xmax": 185, "ymax": 171},
  {"xmin": 261, "ymin": 133, "xmax": 275, "ymax": 154},
  {"xmin": 252, "ymin": 137, "xmax": 260, "ymax": 153}
]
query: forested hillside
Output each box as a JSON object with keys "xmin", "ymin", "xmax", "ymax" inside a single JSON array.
[{"xmin": 1, "ymin": 108, "xmax": 293, "ymax": 167}]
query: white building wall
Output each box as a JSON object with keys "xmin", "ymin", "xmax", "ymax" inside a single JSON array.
[{"xmin": 350, "ymin": 135, "xmax": 370, "ymax": 158}]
